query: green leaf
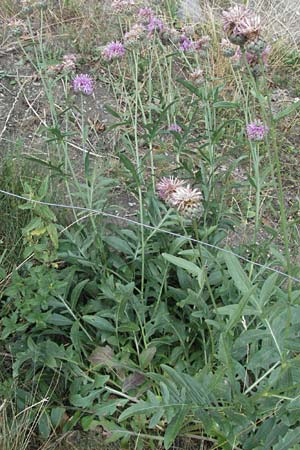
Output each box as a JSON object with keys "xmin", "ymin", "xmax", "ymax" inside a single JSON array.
[
  {"xmin": 70, "ymin": 321, "xmax": 82, "ymax": 352},
  {"xmin": 119, "ymin": 153, "xmax": 140, "ymax": 185},
  {"xmin": 83, "ymin": 315, "xmax": 115, "ymax": 332},
  {"xmin": 164, "ymin": 406, "xmax": 187, "ymax": 450},
  {"xmin": 119, "ymin": 397, "xmax": 161, "ymax": 421},
  {"xmin": 95, "ymin": 399, "xmax": 128, "ymax": 418},
  {"xmin": 81, "ymin": 416, "xmax": 99, "ymax": 431},
  {"xmin": 88, "ymin": 346, "xmax": 115, "ymax": 367},
  {"xmin": 176, "ymin": 78, "xmax": 201, "ymax": 96},
  {"xmin": 274, "ymin": 101, "xmax": 300, "ymax": 121},
  {"xmin": 38, "ymin": 412, "xmax": 51, "ymax": 439},
  {"xmin": 259, "ymin": 273, "xmax": 278, "ymax": 307},
  {"xmin": 223, "ymin": 252, "xmax": 251, "ymax": 294},
  {"xmin": 224, "ymin": 252, "xmax": 261, "ymax": 313},
  {"xmin": 62, "ymin": 411, "xmax": 81, "ymax": 432},
  {"xmin": 213, "ymin": 101, "xmax": 239, "ymax": 109},
  {"xmin": 139, "ymin": 347, "xmax": 157, "ymax": 369},
  {"xmin": 23, "ymin": 156, "xmax": 68, "ymax": 176},
  {"xmin": 38, "ymin": 177, "xmax": 49, "ymax": 198},
  {"xmin": 216, "ymin": 285, "xmax": 258, "ymax": 331},
  {"xmin": 95, "ymin": 374, "xmax": 110, "ymax": 388},
  {"xmin": 161, "ymin": 365, "xmax": 210, "ymax": 406},
  {"xmin": 22, "ymin": 217, "xmax": 44, "ymax": 235},
  {"xmin": 84, "ymin": 151, "xmax": 90, "ymax": 180},
  {"xmin": 47, "ymin": 223, "xmax": 58, "ymax": 249},
  {"xmin": 104, "ymin": 236, "xmax": 133, "ymax": 256},
  {"xmin": 70, "ymin": 279, "xmax": 89, "ymax": 309},
  {"xmin": 46, "ymin": 313, "xmax": 73, "ymax": 327},
  {"xmin": 50, "ymin": 407, "xmax": 65, "ymax": 428},
  {"xmin": 104, "ymin": 104, "xmax": 122, "ymax": 118},
  {"xmin": 273, "ymin": 427, "xmax": 300, "ymax": 450},
  {"xmin": 118, "ymin": 322, "xmax": 140, "ymax": 332},
  {"xmin": 70, "ymin": 391, "xmax": 102, "ymax": 408},
  {"xmin": 162, "ymin": 253, "xmax": 202, "ymax": 278}
]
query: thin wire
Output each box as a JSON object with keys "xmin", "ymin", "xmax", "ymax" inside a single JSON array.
[{"xmin": 1, "ymin": 188, "xmax": 300, "ymax": 284}]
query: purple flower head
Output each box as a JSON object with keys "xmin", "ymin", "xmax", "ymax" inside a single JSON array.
[
  {"xmin": 124, "ymin": 23, "xmax": 146, "ymax": 43},
  {"xmin": 102, "ymin": 41, "xmax": 126, "ymax": 61},
  {"xmin": 179, "ymin": 34, "xmax": 194, "ymax": 51},
  {"xmin": 169, "ymin": 123, "xmax": 182, "ymax": 133},
  {"xmin": 138, "ymin": 7, "xmax": 154, "ymax": 23},
  {"xmin": 72, "ymin": 74, "xmax": 93, "ymax": 95},
  {"xmin": 246, "ymin": 121, "xmax": 269, "ymax": 141},
  {"xmin": 147, "ymin": 17, "xmax": 164, "ymax": 35}
]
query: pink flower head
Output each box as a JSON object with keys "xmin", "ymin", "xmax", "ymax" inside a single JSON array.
[
  {"xmin": 156, "ymin": 177, "xmax": 185, "ymax": 201},
  {"xmin": 194, "ymin": 35, "xmax": 211, "ymax": 51},
  {"xmin": 222, "ymin": 5, "xmax": 261, "ymax": 44},
  {"xmin": 102, "ymin": 41, "xmax": 126, "ymax": 61},
  {"xmin": 237, "ymin": 14, "xmax": 261, "ymax": 41},
  {"xmin": 147, "ymin": 17, "xmax": 164, "ymax": 35},
  {"xmin": 138, "ymin": 7, "xmax": 154, "ymax": 22},
  {"xmin": 246, "ymin": 121, "xmax": 269, "ymax": 141},
  {"xmin": 72, "ymin": 74, "xmax": 93, "ymax": 95},
  {"xmin": 63, "ymin": 53, "xmax": 77, "ymax": 70},
  {"xmin": 222, "ymin": 5, "xmax": 249, "ymax": 32},
  {"xmin": 179, "ymin": 34, "xmax": 194, "ymax": 51},
  {"xmin": 189, "ymin": 68, "xmax": 204, "ymax": 83},
  {"xmin": 170, "ymin": 185, "xmax": 203, "ymax": 217},
  {"xmin": 168, "ymin": 123, "xmax": 182, "ymax": 133},
  {"xmin": 124, "ymin": 23, "xmax": 146, "ymax": 43}
]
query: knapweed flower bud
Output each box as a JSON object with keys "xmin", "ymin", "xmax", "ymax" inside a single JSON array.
[
  {"xmin": 7, "ymin": 19, "xmax": 27, "ymax": 37},
  {"xmin": 160, "ymin": 27, "xmax": 181, "ymax": 45},
  {"xmin": 20, "ymin": 0, "xmax": 35, "ymax": 14},
  {"xmin": 35, "ymin": 1, "xmax": 47, "ymax": 10},
  {"xmin": 221, "ymin": 39, "xmax": 236, "ymax": 57}
]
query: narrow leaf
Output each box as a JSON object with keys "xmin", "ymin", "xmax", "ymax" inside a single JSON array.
[
  {"xmin": 162, "ymin": 253, "xmax": 202, "ymax": 277},
  {"xmin": 83, "ymin": 315, "xmax": 114, "ymax": 332},
  {"xmin": 164, "ymin": 406, "xmax": 186, "ymax": 450}
]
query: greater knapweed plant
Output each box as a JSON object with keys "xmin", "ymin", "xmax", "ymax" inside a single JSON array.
[{"xmin": 1, "ymin": 1, "xmax": 300, "ymax": 450}]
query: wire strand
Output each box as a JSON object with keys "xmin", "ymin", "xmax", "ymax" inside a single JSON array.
[{"xmin": 1, "ymin": 188, "xmax": 299, "ymax": 284}]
